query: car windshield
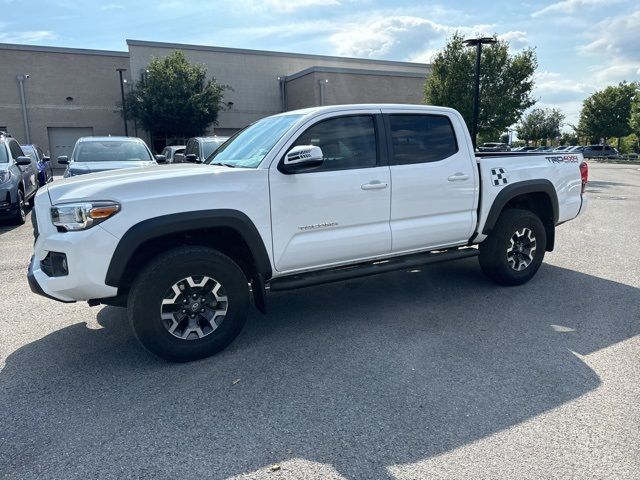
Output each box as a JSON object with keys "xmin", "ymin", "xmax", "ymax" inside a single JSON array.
[
  {"xmin": 202, "ymin": 139, "xmax": 227, "ymax": 158},
  {"xmin": 207, "ymin": 114, "xmax": 303, "ymax": 167},
  {"xmin": 73, "ymin": 140, "xmax": 152, "ymax": 162},
  {"xmin": 0, "ymin": 143, "xmax": 7, "ymax": 163}
]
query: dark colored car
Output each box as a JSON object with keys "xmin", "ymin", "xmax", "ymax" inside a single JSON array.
[
  {"xmin": 0, "ymin": 132, "xmax": 39, "ymax": 224},
  {"xmin": 21, "ymin": 144, "xmax": 53, "ymax": 186},
  {"xmin": 60, "ymin": 136, "xmax": 163, "ymax": 177},
  {"xmin": 581, "ymin": 144, "xmax": 619, "ymax": 158},
  {"xmin": 160, "ymin": 145, "xmax": 186, "ymax": 164}
]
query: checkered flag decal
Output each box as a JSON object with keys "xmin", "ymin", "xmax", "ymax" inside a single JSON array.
[{"xmin": 491, "ymin": 167, "xmax": 508, "ymax": 186}]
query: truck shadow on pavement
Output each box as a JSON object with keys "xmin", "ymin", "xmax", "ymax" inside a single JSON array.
[{"xmin": 1, "ymin": 260, "xmax": 639, "ymax": 479}]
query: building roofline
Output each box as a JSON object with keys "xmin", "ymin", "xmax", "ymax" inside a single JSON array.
[
  {"xmin": 284, "ymin": 66, "xmax": 428, "ymax": 82},
  {"xmin": 0, "ymin": 42, "xmax": 129, "ymax": 57},
  {"xmin": 126, "ymin": 39, "xmax": 427, "ymax": 69}
]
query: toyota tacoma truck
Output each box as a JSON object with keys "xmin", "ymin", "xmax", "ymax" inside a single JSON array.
[{"xmin": 28, "ymin": 105, "xmax": 589, "ymax": 362}]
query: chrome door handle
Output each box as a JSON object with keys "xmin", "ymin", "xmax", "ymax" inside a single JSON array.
[
  {"xmin": 448, "ymin": 173, "xmax": 469, "ymax": 182},
  {"xmin": 361, "ymin": 181, "xmax": 388, "ymax": 190}
]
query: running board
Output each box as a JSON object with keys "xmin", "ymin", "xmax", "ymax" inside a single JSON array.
[{"xmin": 268, "ymin": 247, "xmax": 479, "ymax": 292}]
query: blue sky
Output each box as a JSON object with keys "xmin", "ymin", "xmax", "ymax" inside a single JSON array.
[{"xmin": 2, "ymin": 0, "xmax": 639, "ymax": 125}]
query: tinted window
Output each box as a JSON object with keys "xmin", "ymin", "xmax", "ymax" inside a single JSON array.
[
  {"xmin": 388, "ymin": 115, "xmax": 458, "ymax": 165},
  {"xmin": 73, "ymin": 141, "xmax": 152, "ymax": 162},
  {"xmin": 0, "ymin": 143, "xmax": 7, "ymax": 163},
  {"xmin": 9, "ymin": 140, "xmax": 24, "ymax": 159},
  {"xmin": 291, "ymin": 115, "xmax": 377, "ymax": 172}
]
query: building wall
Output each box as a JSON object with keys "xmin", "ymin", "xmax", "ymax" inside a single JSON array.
[
  {"xmin": 127, "ymin": 40, "xmax": 429, "ymax": 133},
  {"xmin": 0, "ymin": 44, "xmax": 129, "ymax": 158},
  {"xmin": 285, "ymin": 68, "xmax": 427, "ymax": 110}
]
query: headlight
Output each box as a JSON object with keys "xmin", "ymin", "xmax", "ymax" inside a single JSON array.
[
  {"xmin": 0, "ymin": 171, "xmax": 11, "ymax": 184},
  {"xmin": 51, "ymin": 201, "xmax": 120, "ymax": 231}
]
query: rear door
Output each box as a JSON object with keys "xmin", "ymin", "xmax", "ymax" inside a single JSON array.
[
  {"xmin": 269, "ymin": 111, "xmax": 391, "ymax": 272},
  {"xmin": 383, "ymin": 109, "xmax": 478, "ymax": 253}
]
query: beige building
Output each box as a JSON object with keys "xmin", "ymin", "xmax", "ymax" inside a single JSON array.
[{"xmin": 0, "ymin": 40, "xmax": 429, "ymax": 163}]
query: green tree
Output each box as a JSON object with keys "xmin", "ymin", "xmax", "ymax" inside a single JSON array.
[
  {"xmin": 125, "ymin": 51, "xmax": 227, "ymax": 140},
  {"xmin": 578, "ymin": 81, "xmax": 638, "ymax": 147},
  {"xmin": 424, "ymin": 33, "xmax": 537, "ymax": 140},
  {"xmin": 516, "ymin": 108, "xmax": 564, "ymax": 146},
  {"xmin": 630, "ymin": 92, "xmax": 640, "ymax": 151}
]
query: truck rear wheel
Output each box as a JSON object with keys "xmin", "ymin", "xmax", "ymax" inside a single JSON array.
[
  {"xmin": 127, "ymin": 246, "xmax": 250, "ymax": 362},
  {"xmin": 479, "ymin": 208, "xmax": 546, "ymax": 286}
]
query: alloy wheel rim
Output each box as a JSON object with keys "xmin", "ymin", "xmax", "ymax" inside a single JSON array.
[
  {"xmin": 160, "ymin": 275, "xmax": 228, "ymax": 340},
  {"xmin": 506, "ymin": 227, "xmax": 536, "ymax": 271}
]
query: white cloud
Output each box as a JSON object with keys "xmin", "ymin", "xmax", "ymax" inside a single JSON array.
[
  {"xmin": 0, "ymin": 29, "xmax": 57, "ymax": 43},
  {"xmin": 531, "ymin": 0, "xmax": 622, "ymax": 18},
  {"xmin": 100, "ymin": 4, "xmax": 125, "ymax": 10},
  {"xmin": 579, "ymin": 10, "xmax": 640, "ymax": 83},
  {"xmin": 245, "ymin": 0, "xmax": 340, "ymax": 12},
  {"xmin": 498, "ymin": 31, "xmax": 529, "ymax": 49},
  {"xmin": 534, "ymin": 71, "xmax": 596, "ymax": 103},
  {"xmin": 329, "ymin": 15, "xmax": 494, "ymax": 61}
]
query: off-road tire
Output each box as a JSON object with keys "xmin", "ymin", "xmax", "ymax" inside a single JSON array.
[
  {"xmin": 479, "ymin": 208, "xmax": 547, "ymax": 286},
  {"xmin": 127, "ymin": 246, "xmax": 250, "ymax": 362}
]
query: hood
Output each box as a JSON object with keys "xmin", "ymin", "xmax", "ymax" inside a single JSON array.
[
  {"xmin": 67, "ymin": 160, "xmax": 156, "ymax": 175},
  {"xmin": 47, "ymin": 163, "xmax": 244, "ymax": 205}
]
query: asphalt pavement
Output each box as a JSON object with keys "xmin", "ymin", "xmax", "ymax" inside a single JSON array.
[{"xmin": 1, "ymin": 163, "xmax": 639, "ymax": 479}]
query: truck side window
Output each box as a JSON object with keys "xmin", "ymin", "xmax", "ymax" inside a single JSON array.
[
  {"xmin": 388, "ymin": 114, "xmax": 458, "ymax": 165},
  {"xmin": 291, "ymin": 115, "xmax": 377, "ymax": 172}
]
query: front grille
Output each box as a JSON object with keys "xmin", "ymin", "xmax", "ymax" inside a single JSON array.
[{"xmin": 31, "ymin": 208, "xmax": 39, "ymax": 241}]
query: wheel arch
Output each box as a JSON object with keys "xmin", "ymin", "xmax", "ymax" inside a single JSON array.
[
  {"xmin": 482, "ymin": 180, "xmax": 558, "ymax": 252},
  {"xmin": 105, "ymin": 209, "xmax": 272, "ymax": 289}
]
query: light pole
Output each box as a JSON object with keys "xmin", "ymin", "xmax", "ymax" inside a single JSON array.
[
  {"xmin": 116, "ymin": 68, "xmax": 129, "ymax": 136},
  {"xmin": 16, "ymin": 74, "xmax": 31, "ymax": 143},
  {"xmin": 463, "ymin": 37, "xmax": 497, "ymax": 150}
]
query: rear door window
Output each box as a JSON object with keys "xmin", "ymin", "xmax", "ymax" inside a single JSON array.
[{"xmin": 387, "ymin": 115, "xmax": 458, "ymax": 165}]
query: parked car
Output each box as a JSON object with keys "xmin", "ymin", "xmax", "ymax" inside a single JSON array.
[
  {"xmin": 28, "ymin": 104, "xmax": 588, "ymax": 362},
  {"xmin": 511, "ymin": 146, "xmax": 537, "ymax": 152},
  {"xmin": 59, "ymin": 136, "xmax": 164, "ymax": 177},
  {"xmin": 567, "ymin": 146, "xmax": 585, "ymax": 152},
  {"xmin": 478, "ymin": 142, "xmax": 510, "ymax": 152},
  {"xmin": 553, "ymin": 146, "xmax": 572, "ymax": 152},
  {"xmin": 183, "ymin": 136, "xmax": 229, "ymax": 163},
  {"xmin": 0, "ymin": 132, "xmax": 39, "ymax": 224},
  {"xmin": 21, "ymin": 144, "xmax": 53, "ymax": 186},
  {"xmin": 160, "ymin": 145, "xmax": 186, "ymax": 164},
  {"xmin": 581, "ymin": 144, "xmax": 619, "ymax": 158}
]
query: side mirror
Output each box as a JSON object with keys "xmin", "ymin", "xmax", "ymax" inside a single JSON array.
[
  {"xmin": 43, "ymin": 156, "xmax": 50, "ymax": 162},
  {"xmin": 281, "ymin": 145, "xmax": 323, "ymax": 173},
  {"xmin": 173, "ymin": 153, "xmax": 185, "ymax": 163},
  {"xmin": 57, "ymin": 156, "xmax": 69, "ymax": 165},
  {"xmin": 155, "ymin": 154, "xmax": 167, "ymax": 164},
  {"xmin": 16, "ymin": 156, "xmax": 32, "ymax": 166},
  {"xmin": 185, "ymin": 153, "xmax": 198, "ymax": 163}
]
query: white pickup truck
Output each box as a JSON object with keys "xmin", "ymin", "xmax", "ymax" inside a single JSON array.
[{"xmin": 28, "ymin": 104, "xmax": 589, "ymax": 361}]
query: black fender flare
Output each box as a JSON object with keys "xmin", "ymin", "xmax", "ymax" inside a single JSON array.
[
  {"xmin": 104, "ymin": 209, "xmax": 272, "ymax": 288},
  {"xmin": 481, "ymin": 179, "xmax": 559, "ymax": 236}
]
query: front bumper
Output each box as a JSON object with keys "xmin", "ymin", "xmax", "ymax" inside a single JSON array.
[{"xmin": 28, "ymin": 194, "xmax": 121, "ymax": 302}]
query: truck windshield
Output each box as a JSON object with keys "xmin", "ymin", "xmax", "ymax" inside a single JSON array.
[{"xmin": 207, "ymin": 114, "xmax": 303, "ymax": 168}]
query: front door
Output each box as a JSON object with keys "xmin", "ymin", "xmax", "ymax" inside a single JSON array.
[
  {"xmin": 269, "ymin": 112, "xmax": 391, "ymax": 273},
  {"xmin": 383, "ymin": 110, "xmax": 477, "ymax": 253}
]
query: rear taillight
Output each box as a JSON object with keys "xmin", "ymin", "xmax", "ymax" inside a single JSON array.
[{"xmin": 579, "ymin": 162, "xmax": 588, "ymax": 194}]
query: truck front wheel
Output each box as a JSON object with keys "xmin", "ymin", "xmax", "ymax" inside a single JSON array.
[
  {"xmin": 127, "ymin": 246, "xmax": 250, "ymax": 362},
  {"xmin": 479, "ymin": 208, "xmax": 547, "ymax": 286}
]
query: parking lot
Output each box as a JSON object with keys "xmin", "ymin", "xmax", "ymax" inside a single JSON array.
[{"xmin": 0, "ymin": 163, "xmax": 639, "ymax": 479}]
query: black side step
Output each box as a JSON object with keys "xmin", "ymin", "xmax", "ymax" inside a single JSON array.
[{"xmin": 268, "ymin": 247, "xmax": 479, "ymax": 292}]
